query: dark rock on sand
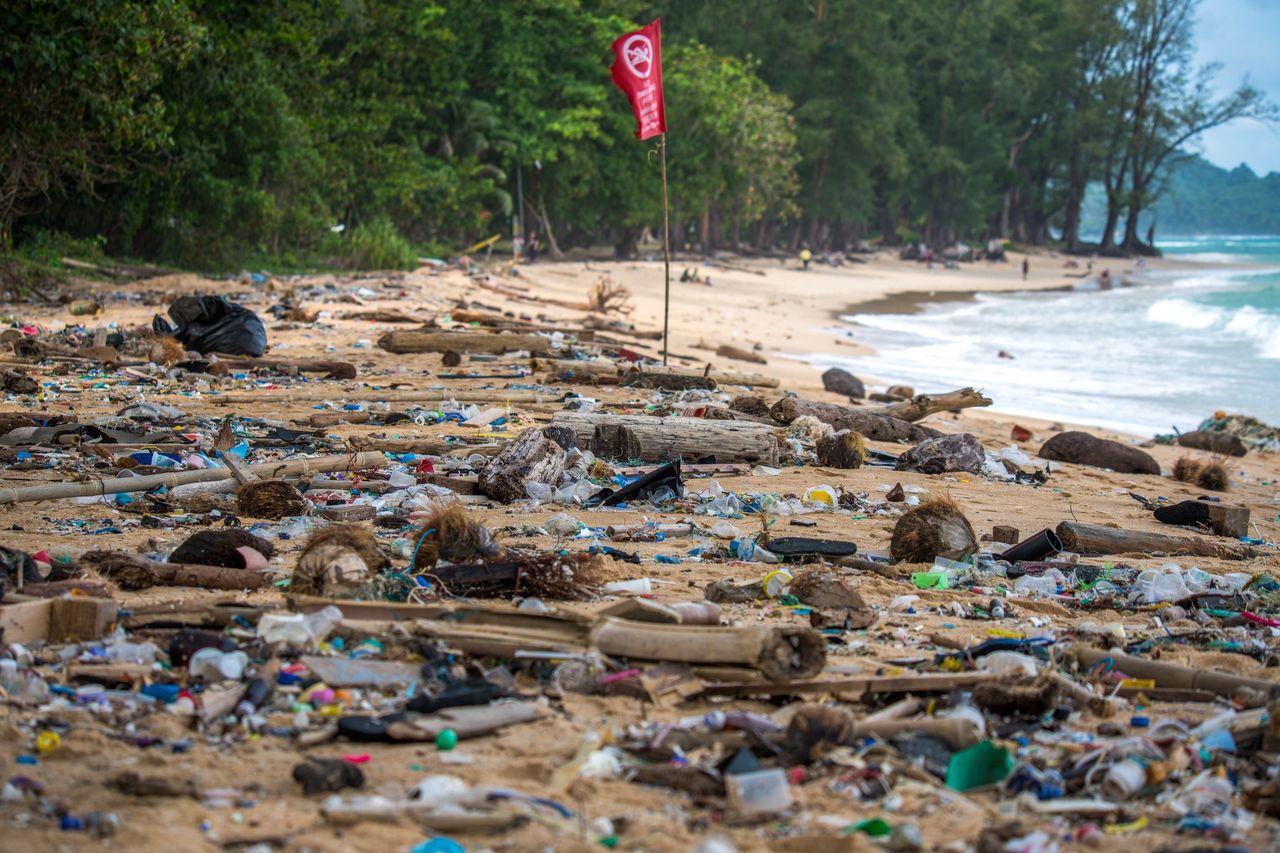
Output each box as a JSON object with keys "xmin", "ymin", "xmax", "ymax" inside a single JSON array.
[
  {"xmin": 1176, "ymin": 430, "xmax": 1247, "ymax": 457},
  {"xmin": 896, "ymin": 433, "xmax": 985, "ymax": 475},
  {"xmin": 1039, "ymin": 430, "xmax": 1160, "ymax": 475},
  {"xmin": 822, "ymin": 367, "xmax": 866, "ymax": 399}
]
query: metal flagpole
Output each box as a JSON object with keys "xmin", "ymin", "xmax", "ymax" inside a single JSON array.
[{"xmin": 660, "ymin": 133, "xmax": 671, "ymax": 365}]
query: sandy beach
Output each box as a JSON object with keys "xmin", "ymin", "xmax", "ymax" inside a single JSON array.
[{"xmin": 0, "ymin": 255, "xmax": 1276, "ymax": 852}]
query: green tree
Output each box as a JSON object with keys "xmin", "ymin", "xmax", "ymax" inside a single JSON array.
[{"xmin": 0, "ymin": 0, "xmax": 201, "ymax": 242}]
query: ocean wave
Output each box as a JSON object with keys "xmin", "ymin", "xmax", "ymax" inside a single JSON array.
[
  {"xmin": 1176, "ymin": 252, "xmax": 1246, "ymax": 264},
  {"xmin": 1147, "ymin": 298, "xmax": 1280, "ymax": 358},
  {"xmin": 1146, "ymin": 298, "xmax": 1223, "ymax": 328}
]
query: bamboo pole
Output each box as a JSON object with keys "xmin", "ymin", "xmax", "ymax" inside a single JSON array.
[
  {"xmin": 660, "ymin": 132, "xmax": 671, "ymax": 366},
  {"xmin": 151, "ymin": 389, "xmax": 547, "ymax": 405},
  {"xmin": 0, "ymin": 450, "xmax": 385, "ymax": 505}
]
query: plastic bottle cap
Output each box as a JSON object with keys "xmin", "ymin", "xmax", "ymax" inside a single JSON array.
[{"xmin": 435, "ymin": 728, "xmax": 458, "ymax": 750}]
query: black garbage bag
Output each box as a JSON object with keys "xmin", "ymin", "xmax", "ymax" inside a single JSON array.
[
  {"xmin": 154, "ymin": 295, "xmax": 267, "ymax": 357},
  {"xmin": 585, "ymin": 459, "xmax": 683, "ymax": 507}
]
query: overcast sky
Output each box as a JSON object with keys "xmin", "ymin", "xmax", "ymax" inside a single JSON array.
[{"xmin": 1193, "ymin": 0, "xmax": 1280, "ymax": 174}]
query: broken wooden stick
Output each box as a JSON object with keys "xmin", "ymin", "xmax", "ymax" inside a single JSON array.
[
  {"xmin": 868, "ymin": 387, "xmax": 992, "ymax": 423},
  {"xmin": 1055, "ymin": 520, "xmax": 1253, "ymax": 560}
]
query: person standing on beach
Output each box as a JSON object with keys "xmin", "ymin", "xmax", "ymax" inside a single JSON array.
[
  {"xmin": 800, "ymin": 245, "xmax": 812, "ymax": 271},
  {"xmin": 1021, "ymin": 258, "xmax": 1029, "ymax": 281}
]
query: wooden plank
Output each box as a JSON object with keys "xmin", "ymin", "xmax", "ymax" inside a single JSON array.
[{"xmin": 698, "ymin": 671, "xmax": 1003, "ymax": 698}]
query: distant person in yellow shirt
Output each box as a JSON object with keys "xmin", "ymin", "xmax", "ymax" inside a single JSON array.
[{"xmin": 800, "ymin": 245, "xmax": 812, "ymax": 271}]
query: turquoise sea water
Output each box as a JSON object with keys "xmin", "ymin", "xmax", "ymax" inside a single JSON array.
[{"xmin": 805, "ymin": 235, "xmax": 1280, "ymax": 435}]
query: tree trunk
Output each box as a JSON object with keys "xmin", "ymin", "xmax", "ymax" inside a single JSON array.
[
  {"xmin": 1055, "ymin": 521, "xmax": 1253, "ymax": 560},
  {"xmin": 537, "ymin": 197, "xmax": 563, "ymax": 260},
  {"xmin": 550, "ymin": 412, "xmax": 780, "ymax": 465}
]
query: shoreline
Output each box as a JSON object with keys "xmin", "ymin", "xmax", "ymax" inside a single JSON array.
[{"xmin": 504, "ymin": 249, "xmax": 1254, "ymax": 440}]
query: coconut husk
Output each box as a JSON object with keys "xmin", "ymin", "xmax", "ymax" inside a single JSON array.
[
  {"xmin": 409, "ymin": 502, "xmax": 499, "ymax": 571},
  {"xmin": 890, "ymin": 494, "xmax": 977, "ymax": 563},
  {"xmin": 82, "ymin": 551, "xmax": 161, "ymax": 591},
  {"xmin": 168, "ymin": 529, "xmax": 275, "ymax": 568},
  {"xmin": 292, "ymin": 525, "xmax": 390, "ymax": 596},
  {"xmin": 785, "ymin": 704, "xmax": 856, "ymax": 763},
  {"xmin": 972, "ymin": 674, "xmax": 1060, "ymax": 717},
  {"xmin": 1172, "ymin": 456, "xmax": 1230, "ymax": 492},
  {"xmin": 147, "ymin": 335, "xmax": 186, "ymax": 365},
  {"xmin": 237, "ymin": 479, "xmax": 310, "ymax": 519}
]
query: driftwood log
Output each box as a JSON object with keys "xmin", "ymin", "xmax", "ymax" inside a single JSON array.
[
  {"xmin": 715, "ymin": 344, "xmax": 767, "ymax": 365},
  {"xmin": 868, "ymin": 387, "xmax": 992, "ymax": 422},
  {"xmin": 1055, "ymin": 520, "xmax": 1253, "ymax": 560},
  {"xmin": 770, "ymin": 398, "xmax": 941, "ymax": 442},
  {"xmin": 537, "ymin": 358, "xmax": 779, "ymax": 388},
  {"xmin": 83, "ymin": 551, "xmax": 272, "ymax": 591},
  {"xmin": 620, "ymin": 372, "xmax": 716, "ymax": 391},
  {"xmin": 550, "ymin": 412, "xmax": 780, "ymax": 464},
  {"xmin": 207, "ymin": 357, "xmax": 357, "ymax": 380},
  {"xmin": 478, "ymin": 428, "xmax": 566, "ymax": 502},
  {"xmin": 377, "ymin": 330, "xmax": 551, "ymax": 355}
]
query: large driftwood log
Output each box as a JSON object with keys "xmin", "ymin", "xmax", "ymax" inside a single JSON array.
[
  {"xmin": 588, "ymin": 619, "xmax": 825, "ymax": 681},
  {"xmin": 770, "ymin": 398, "xmax": 941, "ymax": 442},
  {"xmin": 478, "ymin": 428, "xmax": 566, "ymax": 502},
  {"xmin": 1055, "ymin": 520, "xmax": 1253, "ymax": 560},
  {"xmin": 550, "ymin": 412, "xmax": 780, "ymax": 464},
  {"xmin": 868, "ymin": 387, "xmax": 992, "ymax": 422},
  {"xmin": 378, "ymin": 330, "xmax": 551, "ymax": 355},
  {"xmin": 82, "ymin": 551, "xmax": 272, "ymax": 590}
]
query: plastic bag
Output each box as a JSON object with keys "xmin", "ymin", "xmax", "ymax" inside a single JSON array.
[{"xmin": 155, "ymin": 295, "xmax": 267, "ymax": 357}]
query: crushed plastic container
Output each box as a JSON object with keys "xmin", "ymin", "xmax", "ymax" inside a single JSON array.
[{"xmin": 725, "ymin": 768, "xmax": 791, "ymax": 816}]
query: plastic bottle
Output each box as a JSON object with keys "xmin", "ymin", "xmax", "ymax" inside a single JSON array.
[
  {"xmin": 730, "ymin": 538, "xmax": 778, "ymax": 564},
  {"xmin": 321, "ymin": 794, "xmax": 403, "ymax": 825},
  {"xmin": 1014, "ymin": 574, "xmax": 1060, "ymax": 597},
  {"xmin": 105, "ymin": 641, "xmax": 159, "ymax": 665},
  {"xmin": 189, "ymin": 648, "xmax": 249, "ymax": 681},
  {"xmin": 710, "ymin": 521, "xmax": 741, "ymax": 540},
  {"xmin": 603, "ymin": 578, "xmax": 653, "ymax": 595}
]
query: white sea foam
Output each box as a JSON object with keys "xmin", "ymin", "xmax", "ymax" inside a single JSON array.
[
  {"xmin": 1146, "ymin": 298, "xmax": 1222, "ymax": 328},
  {"xmin": 823, "ymin": 254, "xmax": 1280, "ymax": 433}
]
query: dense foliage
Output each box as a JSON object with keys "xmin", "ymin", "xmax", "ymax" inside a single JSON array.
[
  {"xmin": 1083, "ymin": 156, "xmax": 1280, "ymax": 237},
  {"xmin": 1, "ymin": 0, "xmax": 1273, "ymax": 268}
]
